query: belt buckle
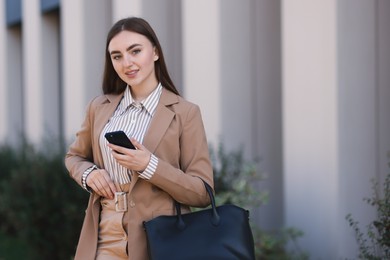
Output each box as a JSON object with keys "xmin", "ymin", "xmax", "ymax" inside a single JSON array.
[{"xmin": 115, "ymin": 191, "xmax": 127, "ymax": 212}]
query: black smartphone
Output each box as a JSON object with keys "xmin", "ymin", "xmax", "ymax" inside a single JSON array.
[{"xmin": 104, "ymin": 131, "xmax": 135, "ymax": 150}]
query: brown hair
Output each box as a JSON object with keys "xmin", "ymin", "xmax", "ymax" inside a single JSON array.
[{"xmin": 102, "ymin": 17, "xmax": 179, "ymax": 95}]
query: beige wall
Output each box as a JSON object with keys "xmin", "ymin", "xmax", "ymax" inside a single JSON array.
[
  {"xmin": 283, "ymin": 0, "xmax": 390, "ymax": 258},
  {"xmin": 282, "ymin": 0, "xmax": 340, "ymax": 257},
  {"xmin": 0, "ymin": 1, "xmax": 23, "ymax": 145},
  {"xmin": 182, "ymin": 0, "xmax": 222, "ymax": 144},
  {"xmin": 1, "ymin": 0, "xmax": 389, "ymax": 258}
]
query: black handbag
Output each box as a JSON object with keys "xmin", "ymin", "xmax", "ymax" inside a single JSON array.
[{"xmin": 143, "ymin": 180, "xmax": 256, "ymax": 260}]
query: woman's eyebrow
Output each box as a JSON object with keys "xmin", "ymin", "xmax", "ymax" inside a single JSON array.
[
  {"xmin": 109, "ymin": 50, "xmax": 121, "ymax": 55},
  {"xmin": 127, "ymin": 43, "xmax": 142, "ymax": 51},
  {"xmin": 110, "ymin": 43, "xmax": 142, "ymax": 55}
]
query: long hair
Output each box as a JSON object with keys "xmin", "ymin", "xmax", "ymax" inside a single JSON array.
[{"xmin": 102, "ymin": 17, "xmax": 179, "ymax": 95}]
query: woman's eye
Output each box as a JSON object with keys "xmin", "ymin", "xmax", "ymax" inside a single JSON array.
[
  {"xmin": 112, "ymin": 55, "xmax": 121, "ymax": 60},
  {"xmin": 132, "ymin": 49, "xmax": 141, "ymax": 55}
]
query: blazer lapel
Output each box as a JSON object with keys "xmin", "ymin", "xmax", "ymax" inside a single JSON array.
[
  {"xmin": 143, "ymin": 88, "xmax": 179, "ymax": 153},
  {"xmin": 128, "ymin": 89, "xmax": 178, "ymax": 193},
  {"xmin": 93, "ymin": 93, "xmax": 124, "ymax": 166}
]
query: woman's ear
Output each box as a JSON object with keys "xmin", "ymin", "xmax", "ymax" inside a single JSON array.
[{"xmin": 153, "ymin": 47, "xmax": 159, "ymax": 61}]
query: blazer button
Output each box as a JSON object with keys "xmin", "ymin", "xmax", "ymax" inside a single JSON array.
[{"xmin": 129, "ymin": 200, "xmax": 136, "ymax": 208}]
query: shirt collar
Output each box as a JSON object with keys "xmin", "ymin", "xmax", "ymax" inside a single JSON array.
[
  {"xmin": 142, "ymin": 83, "xmax": 162, "ymax": 116},
  {"xmin": 117, "ymin": 83, "xmax": 162, "ymax": 116}
]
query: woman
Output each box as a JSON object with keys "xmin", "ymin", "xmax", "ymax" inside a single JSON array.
[{"xmin": 65, "ymin": 17, "xmax": 213, "ymax": 260}]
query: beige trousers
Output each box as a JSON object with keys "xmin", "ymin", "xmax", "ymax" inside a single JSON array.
[{"xmin": 96, "ymin": 184, "xmax": 130, "ymax": 260}]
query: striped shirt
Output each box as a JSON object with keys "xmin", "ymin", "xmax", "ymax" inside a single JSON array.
[{"xmin": 98, "ymin": 83, "xmax": 162, "ymax": 184}]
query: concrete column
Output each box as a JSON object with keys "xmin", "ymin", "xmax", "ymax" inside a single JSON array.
[
  {"xmin": 112, "ymin": 0, "xmax": 142, "ymax": 22},
  {"xmin": 82, "ymin": 0, "xmax": 111, "ymax": 99},
  {"xmin": 142, "ymin": 0, "xmax": 183, "ymax": 92},
  {"xmin": 337, "ymin": 0, "xmax": 383, "ymax": 257},
  {"xmin": 249, "ymin": 0, "xmax": 283, "ymax": 231},
  {"xmin": 378, "ymin": 0, "xmax": 390, "ymax": 187},
  {"xmin": 22, "ymin": 0, "xmax": 43, "ymax": 143},
  {"xmin": 4, "ymin": 26, "xmax": 23, "ymax": 146},
  {"xmin": 62, "ymin": 0, "xmax": 85, "ymax": 143},
  {"xmin": 23, "ymin": 0, "xmax": 62, "ymax": 144},
  {"xmin": 4, "ymin": 28, "xmax": 26, "ymax": 144},
  {"xmin": 0, "ymin": 0, "xmax": 6, "ymax": 141},
  {"xmin": 218, "ymin": 0, "xmax": 253, "ymax": 151},
  {"xmin": 282, "ymin": 0, "xmax": 339, "ymax": 258},
  {"xmin": 182, "ymin": 0, "xmax": 221, "ymax": 144},
  {"xmin": 62, "ymin": 0, "xmax": 111, "ymax": 143},
  {"xmin": 41, "ymin": 12, "xmax": 61, "ymax": 141}
]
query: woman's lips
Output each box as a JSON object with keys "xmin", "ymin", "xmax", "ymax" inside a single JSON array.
[{"xmin": 125, "ymin": 70, "xmax": 138, "ymax": 78}]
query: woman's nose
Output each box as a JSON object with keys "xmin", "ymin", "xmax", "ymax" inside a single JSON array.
[{"xmin": 123, "ymin": 54, "xmax": 133, "ymax": 67}]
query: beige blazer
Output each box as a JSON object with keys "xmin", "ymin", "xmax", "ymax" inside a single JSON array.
[{"xmin": 65, "ymin": 88, "xmax": 213, "ymax": 260}]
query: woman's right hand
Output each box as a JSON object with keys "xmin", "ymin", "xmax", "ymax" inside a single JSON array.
[{"xmin": 86, "ymin": 169, "xmax": 117, "ymax": 199}]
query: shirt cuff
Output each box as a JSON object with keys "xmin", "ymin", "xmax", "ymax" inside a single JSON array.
[
  {"xmin": 82, "ymin": 165, "xmax": 97, "ymax": 192},
  {"xmin": 138, "ymin": 154, "xmax": 158, "ymax": 180}
]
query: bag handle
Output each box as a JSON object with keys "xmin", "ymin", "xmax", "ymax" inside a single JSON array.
[{"xmin": 174, "ymin": 180, "xmax": 220, "ymax": 229}]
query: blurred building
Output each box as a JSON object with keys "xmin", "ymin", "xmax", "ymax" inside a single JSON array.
[{"xmin": 0, "ymin": 0, "xmax": 389, "ymax": 259}]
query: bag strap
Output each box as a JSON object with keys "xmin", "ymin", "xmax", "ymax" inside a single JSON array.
[{"xmin": 174, "ymin": 180, "xmax": 220, "ymax": 229}]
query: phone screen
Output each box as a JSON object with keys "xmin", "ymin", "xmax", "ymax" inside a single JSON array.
[{"xmin": 104, "ymin": 131, "xmax": 136, "ymax": 150}]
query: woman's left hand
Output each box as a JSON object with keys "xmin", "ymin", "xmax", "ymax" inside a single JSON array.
[{"xmin": 107, "ymin": 138, "xmax": 151, "ymax": 172}]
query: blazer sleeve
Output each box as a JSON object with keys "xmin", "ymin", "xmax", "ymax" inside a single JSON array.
[{"xmin": 148, "ymin": 104, "xmax": 214, "ymax": 208}]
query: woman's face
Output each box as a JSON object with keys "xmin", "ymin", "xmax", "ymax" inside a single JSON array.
[{"xmin": 108, "ymin": 30, "xmax": 159, "ymax": 91}]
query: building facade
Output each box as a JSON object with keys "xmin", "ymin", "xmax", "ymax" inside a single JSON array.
[{"xmin": 1, "ymin": 0, "xmax": 389, "ymax": 258}]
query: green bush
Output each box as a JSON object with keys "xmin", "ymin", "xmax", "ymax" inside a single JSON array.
[
  {"xmin": 346, "ymin": 153, "xmax": 390, "ymax": 260},
  {"xmin": 0, "ymin": 145, "xmax": 22, "ymax": 235},
  {"xmin": 209, "ymin": 143, "xmax": 308, "ymax": 260},
  {"xmin": 0, "ymin": 140, "xmax": 89, "ymax": 260}
]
